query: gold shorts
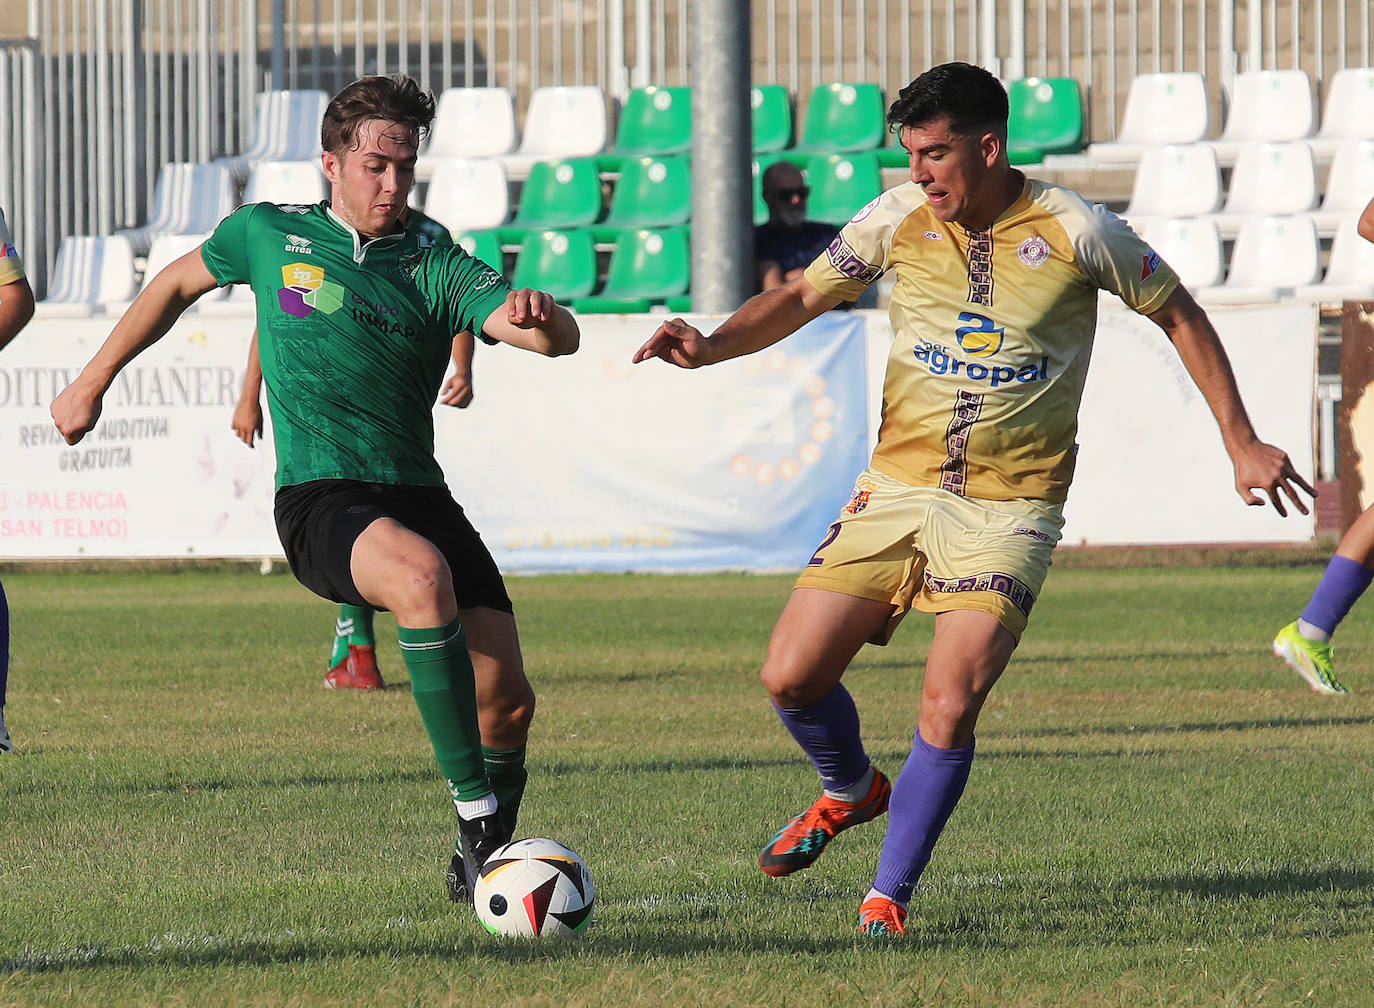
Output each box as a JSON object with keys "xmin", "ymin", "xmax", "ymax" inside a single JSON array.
[{"xmin": 794, "ymin": 467, "xmax": 1064, "ymax": 643}]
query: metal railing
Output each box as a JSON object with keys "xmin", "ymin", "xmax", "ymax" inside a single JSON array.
[{"xmin": 4, "ymin": 0, "xmax": 1372, "ymax": 294}]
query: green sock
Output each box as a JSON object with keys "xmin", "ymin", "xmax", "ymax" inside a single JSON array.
[
  {"xmin": 483, "ymin": 744, "xmax": 528, "ymax": 836},
  {"xmin": 399, "ymin": 618, "xmax": 491, "ymax": 802},
  {"xmin": 330, "ymin": 604, "xmax": 375, "ymax": 666}
]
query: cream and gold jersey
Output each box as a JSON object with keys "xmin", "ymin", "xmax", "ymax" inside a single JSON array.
[
  {"xmin": 805, "ymin": 178, "xmax": 1179, "ymax": 503},
  {"xmin": 0, "ymin": 209, "xmax": 25, "ymax": 287}
]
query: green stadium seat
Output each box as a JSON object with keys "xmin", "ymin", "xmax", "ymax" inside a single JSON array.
[
  {"xmin": 510, "ymin": 229, "xmax": 598, "ymax": 303},
  {"xmin": 498, "ymin": 157, "xmax": 604, "ymax": 244},
  {"xmin": 805, "ymin": 151, "xmax": 882, "ymax": 226},
  {"xmin": 572, "ymin": 226, "xmax": 691, "ymax": 314},
  {"xmin": 598, "ymin": 85, "xmax": 693, "ymax": 171},
  {"xmin": 453, "ymin": 229, "xmax": 505, "ymax": 272},
  {"xmin": 751, "ymin": 84, "xmax": 793, "ymax": 153},
  {"xmin": 876, "ymin": 127, "xmax": 908, "ymax": 169},
  {"xmin": 1006, "ymin": 77, "xmax": 1084, "ymax": 164},
  {"xmin": 793, "ymin": 82, "xmax": 886, "ymax": 156},
  {"xmin": 592, "ymin": 154, "xmax": 692, "ymax": 242}
]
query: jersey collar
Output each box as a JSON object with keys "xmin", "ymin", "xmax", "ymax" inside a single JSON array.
[{"xmin": 323, "ymin": 202, "xmax": 407, "ymax": 264}]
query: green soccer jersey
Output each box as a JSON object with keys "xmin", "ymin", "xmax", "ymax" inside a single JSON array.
[{"xmin": 201, "ymin": 201, "xmax": 509, "ymax": 489}]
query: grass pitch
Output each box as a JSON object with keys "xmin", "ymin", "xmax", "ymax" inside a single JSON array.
[{"xmin": 2, "ymin": 561, "xmax": 1372, "ymax": 1007}]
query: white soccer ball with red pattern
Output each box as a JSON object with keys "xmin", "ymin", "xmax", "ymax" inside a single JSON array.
[{"xmin": 474, "ymin": 837, "xmax": 595, "ymax": 937}]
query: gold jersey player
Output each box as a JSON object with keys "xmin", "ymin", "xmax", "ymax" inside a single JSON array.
[{"xmin": 633, "ymin": 62, "xmax": 1313, "ymax": 937}]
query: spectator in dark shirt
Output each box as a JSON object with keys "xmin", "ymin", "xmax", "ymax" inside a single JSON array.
[{"xmin": 754, "ymin": 161, "xmax": 840, "ymax": 293}]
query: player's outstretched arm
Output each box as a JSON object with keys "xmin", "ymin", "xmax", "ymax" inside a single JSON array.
[
  {"xmin": 0, "ymin": 275, "xmax": 35, "ymax": 353},
  {"xmin": 231, "ymin": 328, "xmax": 265, "ymax": 447},
  {"xmin": 1147, "ymin": 285, "xmax": 1315, "ymax": 516},
  {"xmin": 631, "ymin": 273, "xmax": 839, "ymax": 368},
  {"xmin": 481, "ymin": 289, "xmax": 579, "ymax": 357},
  {"xmin": 1358, "ymin": 196, "xmax": 1374, "ymax": 245},
  {"xmin": 438, "ymin": 330, "xmax": 476, "ymax": 407},
  {"xmin": 53, "ymin": 246, "xmax": 219, "ymax": 445}
]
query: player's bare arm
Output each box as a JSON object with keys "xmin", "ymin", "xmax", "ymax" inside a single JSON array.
[
  {"xmin": 0, "ymin": 276, "xmax": 35, "ymax": 352},
  {"xmin": 52, "ymin": 246, "xmax": 219, "ymax": 445},
  {"xmin": 631, "ymin": 273, "xmax": 839, "ymax": 368},
  {"xmin": 232, "ymin": 328, "xmax": 265, "ymax": 446},
  {"xmin": 1147, "ymin": 285, "xmax": 1314, "ymax": 516},
  {"xmin": 439, "ymin": 330, "xmax": 476, "ymax": 407},
  {"xmin": 481, "ymin": 288, "xmax": 579, "ymax": 356},
  {"xmin": 1358, "ymin": 196, "xmax": 1374, "ymax": 244}
]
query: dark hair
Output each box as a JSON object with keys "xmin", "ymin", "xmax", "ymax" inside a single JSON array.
[
  {"xmin": 885, "ymin": 62, "xmax": 1008, "ymax": 139},
  {"xmin": 321, "ymin": 74, "xmax": 436, "ymax": 154}
]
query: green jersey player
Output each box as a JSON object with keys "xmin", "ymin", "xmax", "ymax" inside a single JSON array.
[{"xmin": 52, "ymin": 74, "xmax": 579, "ymax": 906}]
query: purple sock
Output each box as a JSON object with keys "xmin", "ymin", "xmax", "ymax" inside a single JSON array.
[
  {"xmin": 871, "ymin": 729, "xmax": 975, "ymax": 904},
  {"xmin": 773, "ymin": 685, "xmax": 871, "ymax": 792},
  {"xmin": 1301, "ymin": 555, "xmax": 1374, "ymax": 636}
]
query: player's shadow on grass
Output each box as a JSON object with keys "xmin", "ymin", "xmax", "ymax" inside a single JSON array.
[
  {"xmin": 1144, "ymin": 865, "xmax": 1374, "ymax": 900},
  {"xmin": 1004, "ymin": 713, "xmax": 1374, "ymax": 739}
]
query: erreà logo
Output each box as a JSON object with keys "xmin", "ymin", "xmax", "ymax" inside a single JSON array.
[{"xmin": 285, "ymin": 234, "xmax": 312, "ymax": 254}]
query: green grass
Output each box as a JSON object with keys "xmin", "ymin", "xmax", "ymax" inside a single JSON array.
[{"xmin": 2, "ymin": 563, "xmax": 1373, "ymax": 1007}]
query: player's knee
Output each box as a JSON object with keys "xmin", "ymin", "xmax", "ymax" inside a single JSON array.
[
  {"xmin": 920, "ymin": 689, "xmax": 983, "ymax": 743},
  {"xmin": 481, "ymin": 685, "xmax": 535, "ymax": 742},
  {"xmin": 760, "ymin": 660, "xmax": 827, "ymax": 708}
]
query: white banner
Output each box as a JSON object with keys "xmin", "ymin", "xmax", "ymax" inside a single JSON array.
[{"xmin": 0, "ymin": 303, "xmax": 1316, "ymax": 564}]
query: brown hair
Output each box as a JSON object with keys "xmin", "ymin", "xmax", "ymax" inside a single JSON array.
[{"xmin": 320, "ymin": 74, "xmax": 436, "ymax": 155}]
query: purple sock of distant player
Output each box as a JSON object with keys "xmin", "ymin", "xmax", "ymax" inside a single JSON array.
[
  {"xmin": 0, "ymin": 577, "xmax": 8, "ymax": 709},
  {"xmin": 772, "ymin": 684, "xmax": 871, "ymax": 792},
  {"xmin": 1301, "ymin": 555, "xmax": 1374, "ymax": 636},
  {"xmin": 871, "ymin": 730, "xmax": 975, "ymax": 904}
]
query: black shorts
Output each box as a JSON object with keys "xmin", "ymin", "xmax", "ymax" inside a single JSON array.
[{"xmin": 274, "ymin": 479, "xmax": 514, "ymax": 614}]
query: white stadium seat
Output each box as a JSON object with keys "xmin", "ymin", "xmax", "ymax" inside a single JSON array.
[
  {"xmin": 1306, "ymin": 67, "xmax": 1374, "ymax": 162},
  {"xmin": 243, "ymin": 159, "xmax": 327, "ymax": 206},
  {"xmin": 216, "ymin": 89, "xmax": 330, "ymax": 183},
  {"xmin": 1306, "ymin": 139, "xmax": 1374, "ymax": 237},
  {"xmin": 1206, "ymin": 69, "xmax": 1315, "ymax": 164},
  {"xmin": 34, "ymin": 235, "xmax": 138, "ymax": 318},
  {"xmin": 422, "ymin": 157, "xmax": 511, "ymax": 234},
  {"xmin": 104, "ymin": 232, "xmax": 218, "ymax": 315},
  {"xmin": 1087, "ymin": 72, "xmax": 1210, "ymax": 165},
  {"xmin": 1205, "ymin": 141, "xmax": 1318, "ymax": 239},
  {"xmin": 415, "ymin": 86, "xmax": 519, "ymax": 181},
  {"xmin": 1119, "ymin": 143, "xmax": 1222, "ymax": 234},
  {"xmin": 499, "ymin": 85, "xmax": 608, "ymax": 180},
  {"xmin": 1140, "ymin": 217, "xmax": 1225, "ymax": 291},
  {"xmin": 1292, "ymin": 218, "xmax": 1374, "ymax": 302},
  {"xmin": 114, "ymin": 161, "xmax": 236, "ymax": 256},
  {"xmin": 1194, "ymin": 215, "xmax": 1321, "ymax": 305}
]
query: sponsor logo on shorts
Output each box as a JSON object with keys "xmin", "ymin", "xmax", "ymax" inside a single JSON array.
[
  {"xmin": 842, "ymin": 489, "xmax": 871, "ymax": 515},
  {"xmin": 924, "ymin": 569, "xmax": 1036, "ymax": 617},
  {"xmin": 1013, "ymin": 526, "xmax": 1054, "ymax": 543}
]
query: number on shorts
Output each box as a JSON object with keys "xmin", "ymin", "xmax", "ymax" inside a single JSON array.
[{"xmin": 807, "ymin": 522, "xmax": 841, "ymax": 567}]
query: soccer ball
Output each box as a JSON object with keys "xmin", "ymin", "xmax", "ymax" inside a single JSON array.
[{"xmin": 473, "ymin": 837, "xmax": 595, "ymax": 937}]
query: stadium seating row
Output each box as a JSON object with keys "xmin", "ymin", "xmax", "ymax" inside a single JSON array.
[
  {"xmin": 1089, "ymin": 66, "xmax": 1374, "ymax": 166},
  {"xmin": 1121, "ymin": 137, "xmax": 1374, "ymax": 239},
  {"xmin": 421, "ymin": 148, "xmax": 884, "ymax": 242},
  {"xmin": 35, "ymin": 224, "xmax": 694, "ymax": 318},
  {"xmin": 1145, "ymin": 215, "xmax": 1374, "ymax": 304}
]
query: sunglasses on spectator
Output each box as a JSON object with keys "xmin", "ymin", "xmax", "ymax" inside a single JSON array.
[{"xmin": 767, "ymin": 186, "xmax": 810, "ymax": 200}]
